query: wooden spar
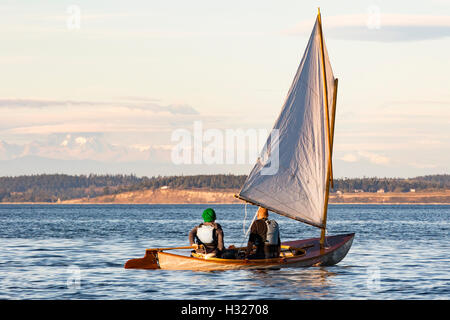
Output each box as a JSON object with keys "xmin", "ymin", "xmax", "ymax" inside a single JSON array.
[
  {"xmin": 329, "ymin": 78, "xmax": 339, "ymax": 190},
  {"xmin": 321, "ymin": 80, "xmax": 339, "ymax": 248},
  {"xmin": 331, "ymin": 79, "xmax": 339, "ymax": 152},
  {"xmin": 320, "ymin": 166, "xmax": 331, "ymax": 248},
  {"xmin": 234, "ymin": 194, "xmax": 324, "ymax": 229},
  {"xmin": 317, "ymin": 8, "xmax": 333, "ymax": 187},
  {"xmin": 318, "ymin": 8, "xmax": 334, "ymax": 248}
]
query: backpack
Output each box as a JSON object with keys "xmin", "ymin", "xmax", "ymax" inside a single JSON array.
[
  {"xmin": 196, "ymin": 224, "xmax": 216, "ymax": 245},
  {"xmin": 265, "ymin": 219, "xmax": 280, "ymax": 245}
]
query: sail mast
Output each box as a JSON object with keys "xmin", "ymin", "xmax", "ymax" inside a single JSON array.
[
  {"xmin": 318, "ymin": 8, "xmax": 334, "ymax": 248},
  {"xmin": 317, "ymin": 8, "xmax": 333, "ymax": 187},
  {"xmin": 319, "ymin": 79, "xmax": 338, "ymax": 247}
]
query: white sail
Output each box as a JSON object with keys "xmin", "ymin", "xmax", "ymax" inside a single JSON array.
[{"xmin": 238, "ymin": 17, "xmax": 336, "ymax": 228}]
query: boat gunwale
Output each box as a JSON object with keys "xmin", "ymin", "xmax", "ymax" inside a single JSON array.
[{"xmin": 157, "ymin": 233, "xmax": 354, "ymax": 267}]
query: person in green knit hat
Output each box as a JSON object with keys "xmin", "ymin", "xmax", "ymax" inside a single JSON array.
[{"xmin": 189, "ymin": 208, "xmax": 224, "ymax": 258}]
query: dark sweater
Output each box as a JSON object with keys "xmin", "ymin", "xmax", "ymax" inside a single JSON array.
[
  {"xmin": 189, "ymin": 222, "xmax": 224, "ymax": 255},
  {"xmin": 245, "ymin": 218, "xmax": 281, "ymax": 258}
]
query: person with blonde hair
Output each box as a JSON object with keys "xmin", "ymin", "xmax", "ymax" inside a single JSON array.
[{"xmin": 245, "ymin": 207, "xmax": 280, "ymax": 259}]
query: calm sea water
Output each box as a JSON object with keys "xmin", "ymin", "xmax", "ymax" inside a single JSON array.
[{"xmin": 0, "ymin": 204, "xmax": 448, "ymax": 300}]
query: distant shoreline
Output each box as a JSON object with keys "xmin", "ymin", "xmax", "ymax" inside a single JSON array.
[
  {"xmin": 1, "ymin": 202, "xmax": 449, "ymax": 205},
  {"xmin": 1, "ymin": 188, "xmax": 449, "ymax": 205}
]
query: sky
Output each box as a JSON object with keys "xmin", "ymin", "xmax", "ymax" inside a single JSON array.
[{"xmin": 0, "ymin": 0, "xmax": 449, "ymax": 178}]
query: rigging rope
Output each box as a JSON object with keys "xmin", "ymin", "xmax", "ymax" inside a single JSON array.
[
  {"xmin": 240, "ymin": 204, "xmax": 258, "ymax": 248},
  {"xmin": 243, "ymin": 202, "xmax": 248, "ymax": 235}
]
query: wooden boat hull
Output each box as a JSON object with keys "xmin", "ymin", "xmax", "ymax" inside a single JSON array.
[{"xmin": 155, "ymin": 233, "xmax": 354, "ymax": 271}]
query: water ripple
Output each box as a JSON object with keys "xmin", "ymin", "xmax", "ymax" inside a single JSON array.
[{"xmin": 0, "ymin": 204, "xmax": 449, "ymax": 299}]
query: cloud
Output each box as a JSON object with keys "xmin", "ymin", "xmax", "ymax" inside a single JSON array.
[
  {"xmin": 408, "ymin": 162, "xmax": 438, "ymax": 169},
  {"xmin": 74, "ymin": 136, "xmax": 87, "ymax": 146},
  {"xmin": 0, "ymin": 98, "xmax": 95, "ymax": 108},
  {"xmin": 0, "ymin": 134, "xmax": 173, "ymax": 163},
  {"xmin": 284, "ymin": 13, "xmax": 450, "ymax": 42},
  {"xmin": 0, "ymin": 97, "xmax": 201, "ymax": 137},
  {"xmin": 127, "ymin": 103, "xmax": 198, "ymax": 115},
  {"xmin": 339, "ymin": 153, "xmax": 359, "ymax": 162},
  {"xmin": 0, "ymin": 98, "xmax": 198, "ymax": 115},
  {"xmin": 358, "ymin": 151, "xmax": 390, "ymax": 165},
  {"xmin": 338, "ymin": 151, "xmax": 390, "ymax": 165}
]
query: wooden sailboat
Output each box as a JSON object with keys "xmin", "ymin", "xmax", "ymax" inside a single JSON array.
[{"xmin": 124, "ymin": 9, "xmax": 354, "ymax": 271}]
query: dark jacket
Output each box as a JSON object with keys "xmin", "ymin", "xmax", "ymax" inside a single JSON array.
[
  {"xmin": 245, "ymin": 218, "xmax": 280, "ymax": 259},
  {"xmin": 189, "ymin": 222, "xmax": 224, "ymax": 256}
]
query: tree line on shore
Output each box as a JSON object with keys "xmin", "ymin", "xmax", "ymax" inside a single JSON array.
[{"xmin": 0, "ymin": 173, "xmax": 448, "ymax": 203}]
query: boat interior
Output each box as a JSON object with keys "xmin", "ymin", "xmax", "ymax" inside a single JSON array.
[{"xmin": 190, "ymin": 244, "xmax": 311, "ymax": 261}]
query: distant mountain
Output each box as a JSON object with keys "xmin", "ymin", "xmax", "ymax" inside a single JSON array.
[
  {"xmin": 0, "ymin": 134, "xmax": 175, "ymax": 176},
  {"xmin": 0, "ymin": 135, "xmax": 157, "ymax": 162},
  {"xmin": 0, "ymin": 140, "xmax": 24, "ymax": 160}
]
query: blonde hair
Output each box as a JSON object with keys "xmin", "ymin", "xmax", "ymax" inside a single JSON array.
[{"xmin": 257, "ymin": 207, "xmax": 268, "ymax": 218}]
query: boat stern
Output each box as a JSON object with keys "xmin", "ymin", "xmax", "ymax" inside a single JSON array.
[{"xmin": 124, "ymin": 249, "xmax": 160, "ymax": 269}]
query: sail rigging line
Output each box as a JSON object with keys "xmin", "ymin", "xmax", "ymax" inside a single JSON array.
[
  {"xmin": 243, "ymin": 202, "xmax": 248, "ymax": 235},
  {"xmin": 239, "ymin": 205, "xmax": 258, "ymax": 248}
]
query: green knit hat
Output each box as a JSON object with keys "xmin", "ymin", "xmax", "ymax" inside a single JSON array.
[{"xmin": 202, "ymin": 208, "xmax": 216, "ymax": 222}]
